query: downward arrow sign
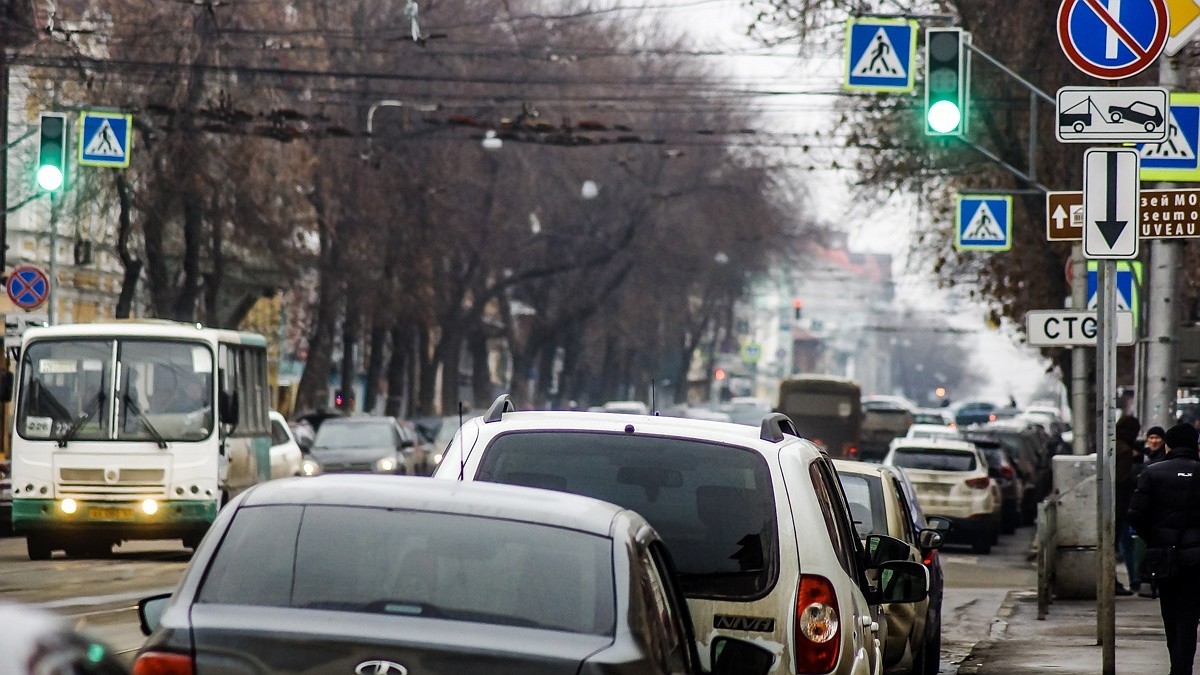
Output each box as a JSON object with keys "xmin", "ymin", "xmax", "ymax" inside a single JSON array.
[{"xmin": 1095, "ymin": 151, "xmax": 1128, "ymax": 249}]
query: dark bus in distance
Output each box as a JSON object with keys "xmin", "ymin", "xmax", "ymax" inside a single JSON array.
[{"xmin": 776, "ymin": 375, "xmax": 863, "ymax": 459}]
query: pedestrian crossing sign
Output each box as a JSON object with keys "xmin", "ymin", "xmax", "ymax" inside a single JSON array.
[
  {"xmin": 1087, "ymin": 260, "xmax": 1142, "ymax": 327},
  {"xmin": 956, "ymin": 195, "xmax": 1013, "ymax": 252},
  {"xmin": 844, "ymin": 18, "xmax": 917, "ymax": 93},
  {"xmin": 78, "ymin": 111, "xmax": 132, "ymax": 168},
  {"xmin": 1137, "ymin": 93, "xmax": 1200, "ymax": 182}
]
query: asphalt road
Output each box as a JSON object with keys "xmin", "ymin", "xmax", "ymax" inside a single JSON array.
[{"xmin": 0, "ymin": 525, "xmax": 1039, "ymax": 671}]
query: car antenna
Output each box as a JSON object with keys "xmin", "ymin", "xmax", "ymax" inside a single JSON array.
[
  {"xmin": 650, "ymin": 379, "xmax": 658, "ymax": 415},
  {"xmin": 458, "ymin": 401, "xmax": 466, "ymax": 481}
]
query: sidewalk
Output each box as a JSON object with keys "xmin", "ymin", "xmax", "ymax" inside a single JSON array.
[{"xmin": 958, "ymin": 589, "xmax": 1169, "ymax": 674}]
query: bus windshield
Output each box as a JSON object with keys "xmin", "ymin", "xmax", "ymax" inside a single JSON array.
[{"xmin": 17, "ymin": 339, "xmax": 215, "ymax": 443}]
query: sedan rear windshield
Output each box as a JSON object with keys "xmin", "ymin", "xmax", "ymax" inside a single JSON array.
[
  {"xmin": 891, "ymin": 448, "xmax": 977, "ymax": 471},
  {"xmin": 197, "ymin": 505, "xmax": 615, "ymax": 636},
  {"xmin": 477, "ymin": 431, "xmax": 778, "ymax": 600}
]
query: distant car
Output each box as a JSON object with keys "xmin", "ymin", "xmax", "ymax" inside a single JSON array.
[
  {"xmin": 974, "ymin": 420, "xmax": 1054, "ymax": 524},
  {"xmin": 599, "ymin": 400, "xmax": 650, "ymax": 415},
  {"xmin": 301, "ymin": 416, "xmax": 422, "ymax": 476},
  {"xmin": 0, "ymin": 603, "xmax": 129, "ymax": 674},
  {"xmin": 911, "ymin": 408, "xmax": 954, "ymax": 427},
  {"xmin": 267, "ymin": 411, "xmax": 304, "ymax": 480},
  {"xmin": 136, "ymin": 476, "xmax": 765, "ymax": 675},
  {"xmin": 435, "ymin": 396, "xmax": 932, "ymax": 675},
  {"xmin": 862, "ymin": 396, "xmax": 917, "ymax": 461},
  {"xmin": 660, "ymin": 404, "xmax": 733, "ymax": 423},
  {"xmin": 834, "ymin": 460, "xmax": 946, "ymax": 675},
  {"xmin": 0, "ymin": 460, "xmax": 10, "ymax": 536},
  {"xmin": 952, "ymin": 401, "xmax": 997, "ymax": 427},
  {"xmin": 904, "ymin": 424, "xmax": 961, "ymax": 442},
  {"xmin": 718, "ymin": 396, "xmax": 774, "ymax": 425},
  {"xmin": 1108, "ymin": 101, "xmax": 1163, "ymax": 131},
  {"xmin": 885, "ymin": 438, "xmax": 1001, "ymax": 554},
  {"xmin": 960, "ymin": 434, "xmax": 1025, "ymax": 534}
]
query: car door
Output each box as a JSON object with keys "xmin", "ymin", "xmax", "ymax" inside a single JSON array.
[{"xmin": 811, "ymin": 459, "xmax": 883, "ymax": 675}]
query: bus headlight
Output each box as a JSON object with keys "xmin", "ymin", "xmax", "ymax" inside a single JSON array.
[
  {"xmin": 141, "ymin": 499, "xmax": 159, "ymax": 515},
  {"xmin": 60, "ymin": 499, "xmax": 78, "ymax": 514},
  {"xmin": 376, "ymin": 456, "xmax": 398, "ymax": 473},
  {"xmin": 301, "ymin": 459, "xmax": 320, "ymax": 476}
]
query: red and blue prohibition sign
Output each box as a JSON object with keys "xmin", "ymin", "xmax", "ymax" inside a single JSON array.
[
  {"xmin": 1057, "ymin": 0, "xmax": 1168, "ymax": 80},
  {"xmin": 7, "ymin": 264, "xmax": 50, "ymax": 310}
]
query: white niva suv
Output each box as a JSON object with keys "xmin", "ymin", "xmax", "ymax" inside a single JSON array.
[{"xmin": 434, "ymin": 396, "xmax": 929, "ymax": 675}]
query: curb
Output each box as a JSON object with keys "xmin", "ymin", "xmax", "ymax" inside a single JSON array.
[{"xmin": 955, "ymin": 589, "xmax": 1023, "ymax": 675}]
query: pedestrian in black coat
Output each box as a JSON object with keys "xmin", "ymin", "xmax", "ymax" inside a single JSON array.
[{"xmin": 1128, "ymin": 422, "xmax": 1200, "ymax": 675}]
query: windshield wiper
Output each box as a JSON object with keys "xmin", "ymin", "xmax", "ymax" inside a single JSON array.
[
  {"xmin": 123, "ymin": 392, "xmax": 168, "ymax": 449},
  {"xmin": 56, "ymin": 391, "xmax": 107, "ymax": 448}
]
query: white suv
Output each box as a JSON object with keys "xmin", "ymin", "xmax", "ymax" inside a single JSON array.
[
  {"xmin": 883, "ymin": 438, "xmax": 1001, "ymax": 554},
  {"xmin": 434, "ymin": 396, "xmax": 929, "ymax": 675}
]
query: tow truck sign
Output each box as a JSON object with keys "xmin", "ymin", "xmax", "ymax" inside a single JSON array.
[
  {"xmin": 1057, "ymin": 87, "xmax": 1169, "ymax": 143},
  {"xmin": 1026, "ymin": 310, "xmax": 1135, "ymax": 347}
]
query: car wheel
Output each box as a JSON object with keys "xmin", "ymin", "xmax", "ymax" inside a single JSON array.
[
  {"xmin": 1111, "ymin": 112, "xmax": 1123, "ymax": 123},
  {"xmin": 1001, "ymin": 504, "xmax": 1017, "ymax": 534},
  {"xmin": 1073, "ymin": 121, "xmax": 1085, "ymax": 132},
  {"xmin": 921, "ymin": 614, "xmax": 942, "ymax": 675},
  {"xmin": 1145, "ymin": 121, "xmax": 1157, "ymax": 132},
  {"xmin": 26, "ymin": 535, "xmax": 52, "ymax": 561}
]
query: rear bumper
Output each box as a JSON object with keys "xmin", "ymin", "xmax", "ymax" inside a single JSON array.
[
  {"xmin": 13, "ymin": 498, "xmax": 217, "ymax": 539},
  {"xmin": 928, "ymin": 514, "xmax": 994, "ymax": 542}
]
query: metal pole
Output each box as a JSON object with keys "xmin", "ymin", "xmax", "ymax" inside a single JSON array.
[
  {"xmin": 1144, "ymin": 53, "xmax": 1184, "ymax": 429},
  {"xmin": 1072, "ymin": 244, "xmax": 1090, "ymax": 454},
  {"xmin": 1097, "ymin": 260, "xmax": 1117, "ymax": 675},
  {"xmin": 47, "ymin": 192, "xmax": 56, "ymax": 324},
  {"xmin": 1, "ymin": 42, "xmax": 9, "ymax": 272}
]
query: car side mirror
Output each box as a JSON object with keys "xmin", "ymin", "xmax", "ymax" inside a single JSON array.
[
  {"xmin": 925, "ymin": 516, "xmax": 952, "ymax": 533},
  {"xmin": 865, "ymin": 533, "xmax": 912, "ymax": 567},
  {"xmin": 873, "ymin": 560, "xmax": 929, "ymax": 604},
  {"xmin": 918, "ymin": 528, "xmax": 944, "ymax": 551},
  {"xmin": 138, "ymin": 593, "xmax": 171, "ymax": 636},
  {"xmin": 711, "ymin": 636, "xmax": 774, "ymax": 675}
]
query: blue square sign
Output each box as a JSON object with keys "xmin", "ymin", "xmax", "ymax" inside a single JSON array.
[
  {"xmin": 956, "ymin": 195, "xmax": 1012, "ymax": 251},
  {"xmin": 1137, "ymin": 93, "xmax": 1200, "ymax": 182},
  {"xmin": 844, "ymin": 19, "xmax": 917, "ymax": 93},
  {"xmin": 78, "ymin": 111, "xmax": 132, "ymax": 168}
]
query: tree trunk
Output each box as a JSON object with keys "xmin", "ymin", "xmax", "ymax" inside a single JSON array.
[
  {"xmin": 113, "ymin": 173, "xmax": 141, "ymax": 319},
  {"xmin": 386, "ymin": 326, "xmax": 410, "ymax": 417},
  {"xmin": 363, "ymin": 319, "xmax": 388, "ymax": 414},
  {"xmin": 294, "ymin": 190, "xmax": 342, "ymax": 414},
  {"xmin": 340, "ymin": 296, "xmax": 361, "ymax": 411},
  {"xmin": 204, "ymin": 217, "xmax": 224, "ymax": 327},
  {"xmin": 438, "ymin": 326, "xmax": 464, "ymax": 417},
  {"xmin": 469, "ymin": 329, "xmax": 492, "ymax": 410},
  {"xmin": 416, "ymin": 326, "xmax": 437, "ymax": 417}
]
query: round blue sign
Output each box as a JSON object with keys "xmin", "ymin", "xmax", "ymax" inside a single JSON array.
[
  {"xmin": 1057, "ymin": 0, "xmax": 1167, "ymax": 80},
  {"xmin": 7, "ymin": 264, "xmax": 50, "ymax": 310}
]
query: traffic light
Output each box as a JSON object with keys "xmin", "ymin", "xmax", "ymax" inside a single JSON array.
[
  {"xmin": 36, "ymin": 112, "xmax": 68, "ymax": 192},
  {"xmin": 793, "ymin": 298, "xmax": 803, "ymax": 321},
  {"xmin": 924, "ymin": 28, "xmax": 967, "ymax": 136}
]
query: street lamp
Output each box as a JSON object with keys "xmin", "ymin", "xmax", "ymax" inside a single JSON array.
[{"xmin": 363, "ymin": 100, "xmax": 438, "ymax": 159}]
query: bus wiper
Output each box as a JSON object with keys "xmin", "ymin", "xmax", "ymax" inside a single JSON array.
[
  {"xmin": 123, "ymin": 392, "xmax": 168, "ymax": 449},
  {"xmin": 56, "ymin": 391, "xmax": 106, "ymax": 448}
]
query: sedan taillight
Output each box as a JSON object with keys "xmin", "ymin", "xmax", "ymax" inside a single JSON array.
[
  {"xmin": 966, "ymin": 476, "xmax": 991, "ymax": 489},
  {"xmin": 795, "ymin": 574, "xmax": 840, "ymax": 673},
  {"xmin": 132, "ymin": 652, "xmax": 194, "ymax": 675}
]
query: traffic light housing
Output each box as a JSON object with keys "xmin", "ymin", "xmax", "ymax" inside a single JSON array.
[
  {"xmin": 924, "ymin": 28, "xmax": 966, "ymax": 136},
  {"xmin": 36, "ymin": 112, "xmax": 68, "ymax": 192}
]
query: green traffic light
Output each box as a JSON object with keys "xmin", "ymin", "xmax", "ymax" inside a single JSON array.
[
  {"xmin": 37, "ymin": 165, "xmax": 63, "ymax": 191},
  {"xmin": 927, "ymin": 100, "xmax": 962, "ymax": 134}
]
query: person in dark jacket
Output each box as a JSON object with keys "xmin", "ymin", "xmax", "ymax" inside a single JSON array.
[
  {"xmin": 1128, "ymin": 422, "xmax": 1200, "ymax": 675},
  {"xmin": 1146, "ymin": 426, "xmax": 1168, "ymax": 464}
]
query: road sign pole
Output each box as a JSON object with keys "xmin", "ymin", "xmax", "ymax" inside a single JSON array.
[
  {"xmin": 47, "ymin": 192, "xmax": 56, "ymax": 325},
  {"xmin": 1072, "ymin": 244, "xmax": 1091, "ymax": 455},
  {"xmin": 1097, "ymin": 259, "xmax": 1117, "ymax": 675},
  {"xmin": 1144, "ymin": 53, "xmax": 1185, "ymax": 430}
]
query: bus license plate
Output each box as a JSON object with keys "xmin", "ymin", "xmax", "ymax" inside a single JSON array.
[{"xmin": 89, "ymin": 507, "xmax": 134, "ymax": 519}]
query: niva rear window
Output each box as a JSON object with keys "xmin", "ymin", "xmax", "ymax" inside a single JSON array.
[
  {"xmin": 477, "ymin": 431, "xmax": 778, "ymax": 600},
  {"xmin": 197, "ymin": 505, "xmax": 616, "ymax": 636}
]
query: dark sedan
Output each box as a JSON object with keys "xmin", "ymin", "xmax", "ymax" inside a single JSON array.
[{"xmin": 136, "ymin": 476, "xmax": 763, "ymax": 675}]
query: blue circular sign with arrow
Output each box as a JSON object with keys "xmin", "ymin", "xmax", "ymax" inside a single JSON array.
[{"xmin": 7, "ymin": 264, "xmax": 50, "ymax": 310}]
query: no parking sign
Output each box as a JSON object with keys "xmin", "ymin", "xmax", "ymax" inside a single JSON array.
[{"xmin": 1057, "ymin": 0, "xmax": 1168, "ymax": 80}]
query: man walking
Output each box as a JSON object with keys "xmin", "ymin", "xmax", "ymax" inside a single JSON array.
[{"xmin": 1129, "ymin": 422, "xmax": 1200, "ymax": 675}]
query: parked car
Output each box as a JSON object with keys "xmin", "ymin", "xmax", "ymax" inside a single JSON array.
[
  {"xmin": 884, "ymin": 438, "xmax": 1001, "ymax": 554},
  {"xmin": 959, "ymin": 434, "xmax": 1024, "ymax": 534},
  {"xmin": 267, "ymin": 411, "xmax": 304, "ymax": 479},
  {"xmin": 599, "ymin": 400, "xmax": 650, "ymax": 415},
  {"xmin": 718, "ymin": 396, "xmax": 775, "ymax": 426},
  {"xmin": 136, "ymin": 476, "xmax": 766, "ymax": 675},
  {"xmin": 834, "ymin": 460, "xmax": 946, "ymax": 675},
  {"xmin": 0, "ymin": 603, "xmax": 129, "ymax": 674},
  {"xmin": 413, "ymin": 415, "xmax": 469, "ymax": 467},
  {"xmin": 0, "ymin": 460, "xmax": 11, "ymax": 536},
  {"xmin": 904, "ymin": 424, "xmax": 961, "ymax": 442},
  {"xmin": 434, "ymin": 395, "xmax": 931, "ymax": 675},
  {"xmin": 974, "ymin": 420, "xmax": 1054, "ymax": 524},
  {"xmin": 861, "ymin": 396, "xmax": 917, "ymax": 462},
  {"xmin": 301, "ymin": 416, "xmax": 423, "ymax": 476}
]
